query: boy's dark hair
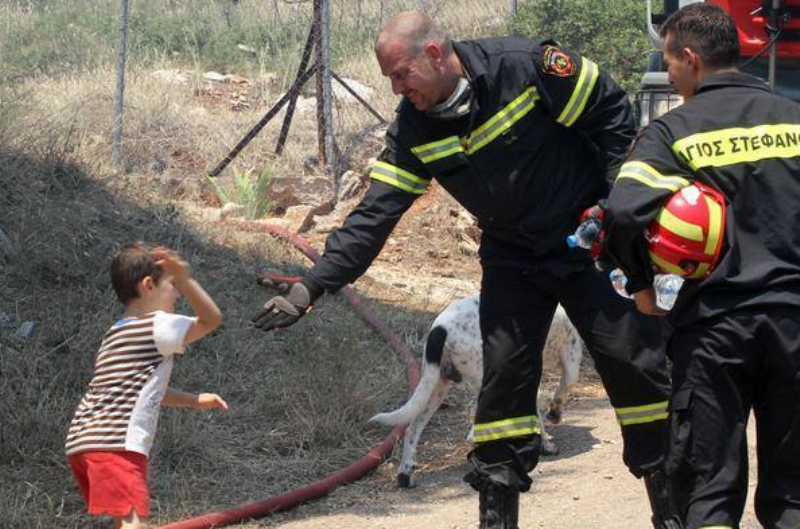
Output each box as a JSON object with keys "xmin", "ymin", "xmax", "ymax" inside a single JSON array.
[
  {"xmin": 660, "ymin": 3, "xmax": 739, "ymax": 69},
  {"xmin": 110, "ymin": 242, "xmax": 163, "ymax": 304}
]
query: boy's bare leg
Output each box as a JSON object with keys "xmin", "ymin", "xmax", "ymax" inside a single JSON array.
[{"xmin": 114, "ymin": 509, "xmax": 148, "ymax": 529}]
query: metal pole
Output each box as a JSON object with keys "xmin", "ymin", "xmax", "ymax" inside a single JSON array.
[
  {"xmin": 314, "ymin": 0, "xmax": 325, "ymax": 167},
  {"xmin": 332, "ymin": 72, "xmax": 386, "ymax": 124},
  {"xmin": 768, "ymin": 0, "xmax": 782, "ymax": 90},
  {"xmin": 509, "ymin": 0, "xmax": 518, "ymax": 17},
  {"xmin": 208, "ymin": 66, "xmax": 317, "ymax": 177},
  {"xmin": 275, "ymin": 25, "xmax": 316, "ymax": 155},
  {"xmin": 111, "ymin": 0, "xmax": 129, "ymax": 167},
  {"xmin": 320, "ymin": 0, "xmax": 336, "ymax": 181}
]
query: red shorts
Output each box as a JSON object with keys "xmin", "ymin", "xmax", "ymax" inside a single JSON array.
[{"xmin": 68, "ymin": 451, "xmax": 149, "ymax": 517}]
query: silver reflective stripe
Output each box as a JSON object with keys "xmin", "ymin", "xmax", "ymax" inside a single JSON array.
[
  {"xmin": 411, "ymin": 136, "xmax": 464, "ymax": 164},
  {"xmin": 616, "ymin": 161, "xmax": 690, "ymax": 192},
  {"xmin": 369, "ymin": 161, "xmax": 430, "ymax": 194}
]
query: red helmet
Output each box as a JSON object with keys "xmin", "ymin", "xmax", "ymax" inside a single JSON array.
[{"xmin": 646, "ymin": 182, "xmax": 726, "ymax": 279}]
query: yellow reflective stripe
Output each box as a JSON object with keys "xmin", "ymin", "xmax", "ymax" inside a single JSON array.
[
  {"xmin": 655, "ymin": 206, "xmax": 704, "ymax": 242},
  {"xmin": 704, "ymin": 194, "xmax": 723, "ymax": 256},
  {"xmin": 369, "ymin": 161, "xmax": 430, "ymax": 195},
  {"xmin": 687, "ymin": 262, "xmax": 710, "ymax": 279},
  {"xmin": 616, "ymin": 161, "xmax": 690, "ymax": 192},
  {"xmin": 649, "ymin": 251, "xmax": 687, "ymax": 276},
  {"xmin": 473, "ymin": 415, "xmax": 541, "ymax": 443},
  {"xmin": 615, "ymin": 400, "xmax": 669, "ymax": 426},
  {"xmin": 557, "ymin": 57, "xmax": 599, "ymax": 127},
  {"xmin": 411, "ymin": 135, "xmax": 465, "ymax": 164},
  {"xmin": 410, "ymin": 87, "xmax": 540, "ymax": 164},
  {"xmin": 464, "ymin": 87, "xmax": 540, "ymax": 154},
  {"xmin": 673, "ymin": 124, "xmax": 800, "ymax": 170}
]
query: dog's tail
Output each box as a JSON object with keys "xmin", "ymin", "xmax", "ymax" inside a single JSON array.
[{"xmin": 369, "ymin": 325, "xmax": 448, "ymax": 426}]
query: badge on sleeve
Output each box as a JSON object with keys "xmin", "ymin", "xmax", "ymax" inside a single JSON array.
[{"xmin": 542, "ymin": 46, "xmax": 576, "ymax": 77}]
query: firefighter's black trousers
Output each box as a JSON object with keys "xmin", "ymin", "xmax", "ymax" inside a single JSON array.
[
  {"xmin": 667, "ymin": 307, "xmax": 800, "ymax": 529},
  {"xmin": 464, "ymin": 264, "xmax": 672, "ymax": 492}
]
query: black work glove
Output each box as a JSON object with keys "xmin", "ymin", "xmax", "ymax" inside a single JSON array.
[{"xmin": 252, "ymin": 281, "xmax": 317, "ymax": 331}]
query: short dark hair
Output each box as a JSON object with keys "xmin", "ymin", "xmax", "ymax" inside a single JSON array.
[
  {"xmin": 110, "ymin": 242, "xmax": 163, "ymax": 304},
  {"xmin": 660, "ymin": 3, "xmax": 739, "ymax": 69}
]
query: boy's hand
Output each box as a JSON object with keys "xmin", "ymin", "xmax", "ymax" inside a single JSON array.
[
  {"xmin": 196, "ymin": 393, "xmax": 229, "ymax": 411},
  {"xmin": 153, "ymin": 247, "xmax": 190, "ymax": 284}
]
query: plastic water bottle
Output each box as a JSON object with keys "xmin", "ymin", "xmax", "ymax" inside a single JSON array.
[
  {"xmin": 654, "ymin": 274, "xmax": 684, "ymax": 311},
  {"xmin": 566, "ymin": 218, "xmax": 602, "ymax": 249},
  {"xmin": 608, "ymin": 269, "xmax": 685, "ymax": 311}
]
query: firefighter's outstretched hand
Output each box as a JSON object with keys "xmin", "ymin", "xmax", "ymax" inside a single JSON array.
[{"xmin": 252, "ymin": 282, "xmax": 313, "ymax": 331}]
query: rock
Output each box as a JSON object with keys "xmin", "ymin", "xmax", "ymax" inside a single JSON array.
[
  {"xmin": 0, "ymin": 227, "xmax": 15, "ymax": 260},
  {"xmin": 267, "ymin": 175, "xmax": 336, "ymax": 216},
  {"xmin": 283, "ymin": 205, "xmax": 316, "ymax": 233},
  {"xmin": 295, "ymin": 96, "xmax": 317, "ymax": 114},
  {"xmin": 202, "ymin": 71, "xmax": 226, "ymax": 83},
  {"xmin": 16, "ymin": 321, "xmax": 35, "ymax": 340},
  {"xmin": 332, "ymin": 77, "xmax": 374, "ymax": 103},
  {"xmin": 223, "ymin": 73, "xmax": 251, "ymax": 85},
  {"xmin": 151, "ymin": 69, "xmax": 189, "ymax": 85},
  {"xmin": 220, "ymin": 202, "xmax": 245, "ymax": 220},
  {"xmin": 458, "ymin": 239, "xmax": 479, "ymax": 256},
  {"xmin": 338, "ymin": 170, "xmax": 367, "ymax": 201}
]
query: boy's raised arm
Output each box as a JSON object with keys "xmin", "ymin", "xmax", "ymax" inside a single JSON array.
[{"xmin": 153, "ymin": 247, "xmax": 222, "ymax": 344}]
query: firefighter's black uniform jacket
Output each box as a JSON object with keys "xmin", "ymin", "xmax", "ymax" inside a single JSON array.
[
  {"xmin": 308, "ymin": 37, "xmax": 634, "ymax": 288},
  {"xmin": 606, "ymin": 72, "xmax": 800, "ymax": 528},
  {"xmin": 306, "ymin": 37, "xmax": 672, "ymax": 491}
]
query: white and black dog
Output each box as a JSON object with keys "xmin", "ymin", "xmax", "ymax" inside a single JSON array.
[{"xmin": 370, "ymin": 295, "xmax": 584, "ymax": 488}]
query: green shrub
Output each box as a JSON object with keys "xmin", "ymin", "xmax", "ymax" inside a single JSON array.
[
  {"xmin": 206, "ymin": 165, "xmax": 271, "ymax": 220},
  {"xmin": 508, "ymin": 0, "xmax": 650, "ymax": 93}
]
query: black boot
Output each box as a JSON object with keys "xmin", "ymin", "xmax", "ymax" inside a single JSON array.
[
  {"xmin": 644, "ymin": 469, "xmax": 685, "ymax": 529},
  {"xmin": 479, "ymin": 484, "xmax": 520, "ymax": 529}
]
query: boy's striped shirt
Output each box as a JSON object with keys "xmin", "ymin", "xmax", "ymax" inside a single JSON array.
[{"xmin": 65, "ymin": 311, "xmax": 194, "ymax": 457}]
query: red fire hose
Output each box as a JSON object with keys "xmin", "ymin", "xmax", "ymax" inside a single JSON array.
[{"xmin": 157, "ymin": 221, "xmax": 421, "ymax": 529}]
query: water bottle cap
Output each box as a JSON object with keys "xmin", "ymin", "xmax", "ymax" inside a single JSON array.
[{"xmin": 566, "ymin": 235, "xmax": 578, "ymax": 248}]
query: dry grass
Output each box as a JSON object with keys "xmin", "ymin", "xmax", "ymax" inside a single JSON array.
[
  {"xmin": 0, "ymin": 1, "xmax": 516, "ymax": 526},
  {"xmin": 0, "ymin": 77, "xmax": 436, "ymax": 527},
  {"xmin": 0, "ymin": 143, "xmax": 435, "ymax": 527}
]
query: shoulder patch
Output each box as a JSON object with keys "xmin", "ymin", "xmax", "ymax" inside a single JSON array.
[{"xmin": 542, "ymin": 46, "xmax": 576, "ymax": 77}]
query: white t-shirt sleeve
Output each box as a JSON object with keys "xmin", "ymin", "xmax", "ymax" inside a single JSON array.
[{"xmin": 153, "ymin": 311, "xmax": 197, "ymax": 356}]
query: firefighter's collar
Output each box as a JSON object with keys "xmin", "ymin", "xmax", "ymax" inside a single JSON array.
[
  {"xmin": 426, "ymin": 77, "xmax": 472, "ymax": 121},
  {"xmin": 696, "ymin": 71, "xmax": 772, "ymax": 95}
]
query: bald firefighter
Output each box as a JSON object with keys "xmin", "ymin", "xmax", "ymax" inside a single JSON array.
[{"xmin": 254, "ymin": 11, "xmax": 680, "ymax": 529}]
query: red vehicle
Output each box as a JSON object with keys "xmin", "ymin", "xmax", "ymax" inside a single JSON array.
[{"xmin": 637, "ymin": 0, "xmax": 800, "ymax": 126}]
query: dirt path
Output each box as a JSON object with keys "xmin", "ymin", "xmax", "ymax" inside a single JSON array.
[{"xmin": 246, "ymin": 381, "xmax": 760, "ymax": 529}]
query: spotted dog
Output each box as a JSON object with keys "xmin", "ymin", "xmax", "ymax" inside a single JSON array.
[{"xmin": 370, "ymin": 295, "xmax": 583, "ymax": 488}]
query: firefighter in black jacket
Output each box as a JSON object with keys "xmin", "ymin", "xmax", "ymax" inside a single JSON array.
[
  {"xmin": 254, "ymin": 11, "xmax": 679, "ymax": 529},
  {"xmin": 605, "ymin": 4, "xmax": 800, "ymax": 529}
]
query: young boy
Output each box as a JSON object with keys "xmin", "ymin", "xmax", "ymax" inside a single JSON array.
[{"xmin": 65, "ymin": 242, "xmax": 226, "ymax": 529}]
